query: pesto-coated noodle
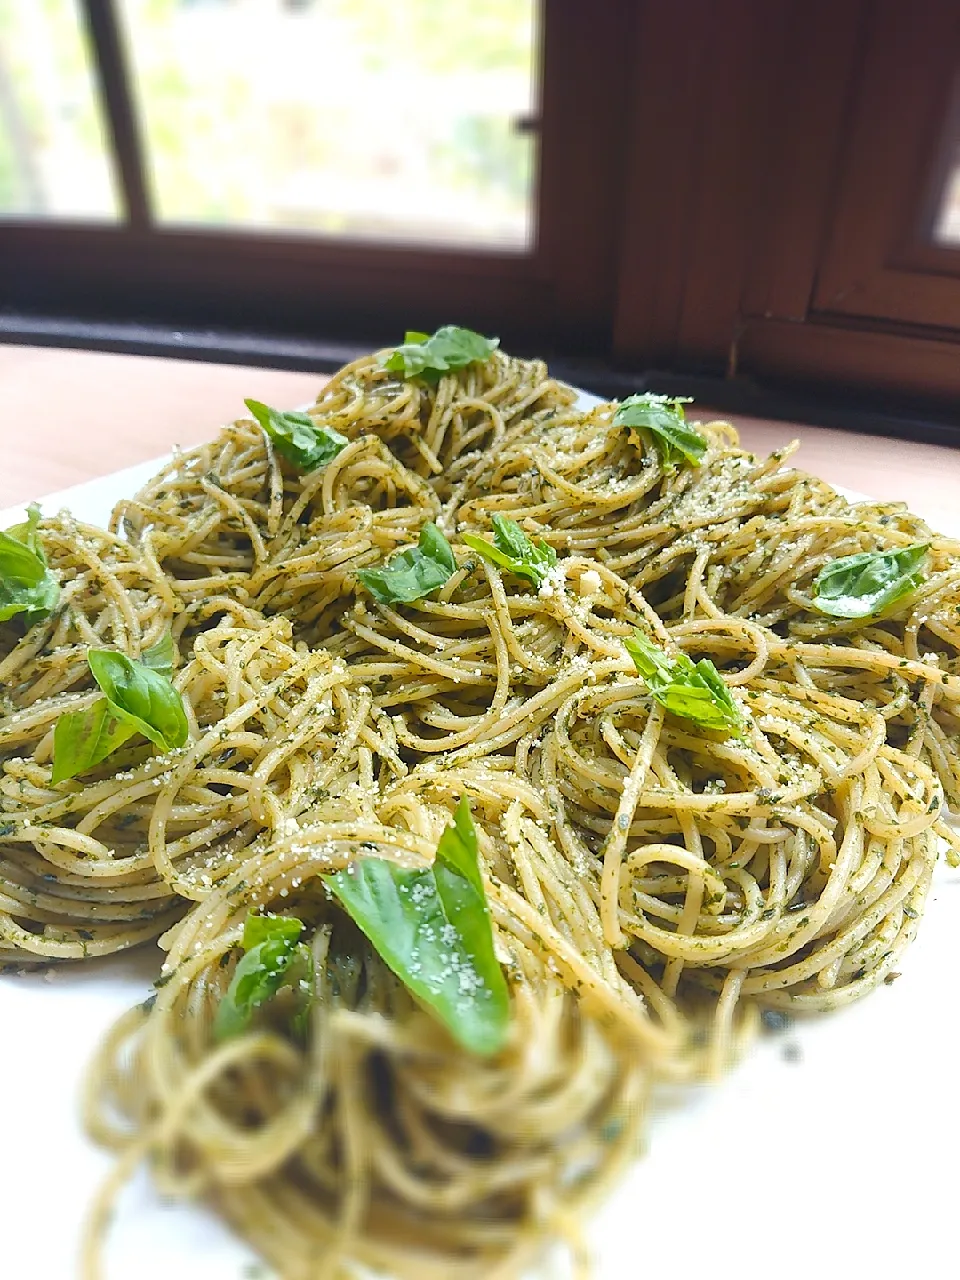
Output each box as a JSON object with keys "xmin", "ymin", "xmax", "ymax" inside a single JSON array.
[{"xmin": 2, "ymin": 341, "xmax": 957, "ymax": 1278}]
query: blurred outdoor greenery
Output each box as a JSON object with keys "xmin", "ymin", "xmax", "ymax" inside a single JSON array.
[
  {"xmin": 0, "ymin": 0, "xmax": 118, "ymax": 216},
  {"xmin": 0, "ymin": 0, "xmax": 538, "ymax": 246}
]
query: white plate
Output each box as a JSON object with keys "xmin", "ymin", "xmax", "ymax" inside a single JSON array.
[{"xmin": 2, "ymin": 431, "xmax": 959, "ymax": 1280}]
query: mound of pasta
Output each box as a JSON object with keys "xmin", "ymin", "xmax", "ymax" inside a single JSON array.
[{"xmin": 1, "ymin": 326, "xmax": 958, "ymax": 1279}]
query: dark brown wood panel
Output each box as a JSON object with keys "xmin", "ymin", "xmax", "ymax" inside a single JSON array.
[
  {"xmin": 670, "ymin": 0, "xmax": 790, "ymax": 367},
  {"xmin": 0, "ymin": 224, "xmax": 548, "ymax": 338},
  {"xmin": 536, "ymin": 0, "xmax": 636, "ymax": 334},
  {"xmin": 740, "ymin": 0, "xmax": 869, "ymax": 322},
  {"xmin": 613, "ymin": 0, "xmax": 838, "ymax": 370},
  {"xmin": 611, "ymin": 0, "xmax": 714, "ymax": 367},
  {"xmin": 739, "ymin": 315, "xmax": 960, "ymax": 401}
]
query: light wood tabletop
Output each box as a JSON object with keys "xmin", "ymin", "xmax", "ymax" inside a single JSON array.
[{"xmin": 1, "ymin": 346, "xmax": 957, "ymax": 533}]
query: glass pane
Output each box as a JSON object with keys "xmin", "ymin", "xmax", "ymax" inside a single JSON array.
[
  {"xmin": 933, "ymin": 154, "xmax": 960, "ymax": 245},
  {"xmin": 0, "ymin": 0, "xmax": 120, "ymax": 219},
  {"xmin": 119, "ymin": 0, "xmax": 538, "ymax": 249}
]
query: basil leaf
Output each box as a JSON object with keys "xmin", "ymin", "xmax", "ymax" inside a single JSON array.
[
  {"xmin": 625, "ymin": 631, "xmax": 745, "ymax": 737},
  {"xmin": 812, "ymin": 543, "xmax": 929, "ymax": 619},
  {"xmin": 51, "ymin": 646, "xmax": 190, "ymax": 783},
  {"xmin": 325, "ymin": 798, "xmax": 509, "ymax": 1057},
  {"xmin": 382, "ymin": 325, "xmax": 499, "ymax": 385},
  {"xmin": 0, "ymin": 504, "xmax": 59, "ymax": 626},
  {"xmin": 214, "ymin": 913, "xmax": 314, "ymax": 1043},
  {"xmin": 418, "ymin": 521, "xmax": 457, "ymax": 574},
  {"xmin": 624, "ymin": 632, "xmax": 676, "ymax": 687},
  {"xmin": 88, "ymin": 649, "xmax": 189, "ymax": 752},
  {"xmin": 357, "ymin": 522, "xmax": 457, "ymax": 604},
  {"xmin": 430, "ymin": 800, "xmax": 505, "ymax": 1013},
  {"xmin": 5, "ymin": 502, "xmax": 45, "ymax": 555},
  {"xmin": 462, "ymin": 515, "xmax": 557, "ymax": 590},
  {"xmin": 245, "ymin": 399, "xmax": 349, "ymax": 472},
  {"xmin": 614, "ymin": 394, "xmax": 705, "ymax": 469},
  {"xmin": 51, "ymin": 700, "xmax": 139, "ymax": 785},
  {"xmin": 140, "ymin": 631, "xmax": 175, "ymax": 677},
  {"xmin": 244, "ymin": 912, "xmax": 303, "ymax": 950},
  {"xmin": 434, "ymin": 794, "xmax": 484, "ymax": 894}
]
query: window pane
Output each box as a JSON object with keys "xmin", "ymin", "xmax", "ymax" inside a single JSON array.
[
  {"xmin": 119, "ymin": 0, "xmax": 538, "ymax": 250},
  {"xmin": 928, "ymin": 71, "xmax": 960, "ymax": 247},
  {"xmin": 933, "ymin": 156, "xmax": 960, "ymax": 245},
  {"xmin": 0, "ymin": 0, "xmax": 120, "ymax": 219}
]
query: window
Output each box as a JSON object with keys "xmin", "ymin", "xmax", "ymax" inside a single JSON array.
[{"xmin": 0, "ymin": 0, "xmax": 635, "ymax": 353}]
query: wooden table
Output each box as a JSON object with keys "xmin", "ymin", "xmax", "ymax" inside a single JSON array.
[{"xmin": 2, "ymin": 346, "xmax": 957, "ymax": 533}]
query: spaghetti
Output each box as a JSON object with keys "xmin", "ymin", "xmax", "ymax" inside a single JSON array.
[
  {"xmin": 0, "ymin": 610, "xmax": 381, "ymax": 959},
  {"xmin": 0, "ymin": 338, "xmax": 957, "ymax": 1278}
]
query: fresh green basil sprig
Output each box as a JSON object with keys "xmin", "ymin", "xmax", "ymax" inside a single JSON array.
[
  {"xmin": 0, "ymin": 504, "xmax": 59, "ymax": 626},
  {"xmin": 614, "ymin": 393, "xmax": 706, "ymax": 470},
  {"xmin": 811, "ymin": 543, "xmax": 929, "ymax": 619},
  {"xmin": 625, "ymin": 631, "xmax": 745, "ymax": 737},
  {"xmin": 51, "ymin": 636, "xmax": 189, "ymax": 783},
  {"xmin": 325, "ymin": 798, "xmax": 509, "ymax": 1057},
  {"xmin": 462, "ymin": 515, "xmax": 558, "ymax": 591},
  {"xmin": 214, "ymin": 913, "xmax": 314, "ymax": 1043},
  {"xmin": 381, "ymin": 326, "xmax": 499, "ymax": 385},
  {"xmin": 357, "ymin": 522, "xmax": 458, "ymax": 604},
  {"xmin": 245, "ymin": 399, "xmax": 349, "ymax": 472}
]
